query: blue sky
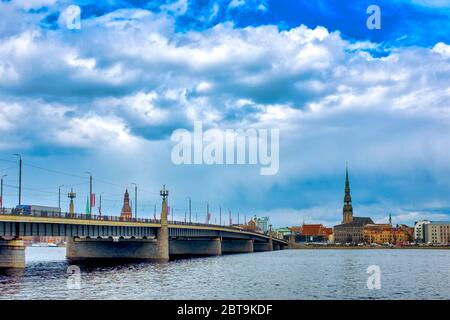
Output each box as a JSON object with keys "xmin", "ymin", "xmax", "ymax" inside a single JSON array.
[
  {"xmin": 40, "ymin": 0, "xmax": 450, "ymax": 45},
  {"xmin": 1, "ymin": 0, "xmax": 450, "ymax": 227}
]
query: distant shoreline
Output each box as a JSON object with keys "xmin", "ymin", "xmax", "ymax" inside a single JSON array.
[{"xmin": 288, "ymin": 244, "xmax": 450, "ymax": 250}]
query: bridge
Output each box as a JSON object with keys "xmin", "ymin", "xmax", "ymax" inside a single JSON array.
[{"xmin": 0, "ymin": 188, "xmax": 288, "ymax": 268}]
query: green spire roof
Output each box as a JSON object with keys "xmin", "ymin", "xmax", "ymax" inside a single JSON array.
[{"xmin": 86, "ymin": 196, "xmax": 91, "ymax": 216}]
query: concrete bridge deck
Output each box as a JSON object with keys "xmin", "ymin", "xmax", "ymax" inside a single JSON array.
[{"xmin": 0, "ymin": 208, "xmax": 288, "ymax": 268}]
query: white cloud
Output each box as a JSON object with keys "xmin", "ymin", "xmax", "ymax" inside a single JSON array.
[
  {"xmin": 411, "ymin": 0, "xmax": 450, "ymax": 8},
  {"xmin": 54, "ymin": 114, "xmax": 139, "ymax": 149},
  {"xmin": 228, "ymin": 0, "xmax": 268, "ymax": 11},
  {"xmin": 0, "ymin": 101, "xmax": 24, "ymax": 131},
  {"xmin": 229, "ymin": 0, "xmax": 246, "ymax": 9},
  {"xmin": 160, "ymin": 0, "xmax": 189, "ymax": 16},
  {"xmin": 12, "ymin": 0, "xmax": 57, "ymax": 10},
  {"xmin": 99, "ymin": 92, "xmax": 170, "ymax": 125},
  {"xmin": 385, "ymin": 211, "xmax": 450, "ymax": 224},
  {"xmin": 0, "ymin": 8, "xmax": 450, "ymax": 225},
  {"xmin": 432, "ymin": 42, "xmax": 450, "ymax": 58}
]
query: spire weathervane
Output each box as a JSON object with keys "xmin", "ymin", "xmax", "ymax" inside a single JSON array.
[{"xmin": 345, "ymin": 162, "xmax": 350, "ymax": 191}]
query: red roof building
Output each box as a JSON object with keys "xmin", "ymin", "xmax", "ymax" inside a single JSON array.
[
  {"xmin": 293, "ymin": 224, "xmax": 333, "ymax": 243},
  {"xmin": 301, "ymin": 224, "xmax": 325, "ymax": 236}
]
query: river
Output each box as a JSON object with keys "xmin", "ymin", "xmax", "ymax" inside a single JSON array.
[{"xmin": 0, "ymin": 247, "xmax": 449, "ymax": 300}]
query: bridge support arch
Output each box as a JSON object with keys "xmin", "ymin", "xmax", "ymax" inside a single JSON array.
[
  {"xmin": 253, "ymin": 241, "xmax": 273, "ymax": 252},
  {"xmin": 169, "ymin": 238, "xmax": 221, "ymax": 257},
  {"xmin": 221, "ymin": 239, "xmax": 253, "ymax": 254},
  {"xmin": 66, "ymin": 237, "xmax": 167, "ymax": 261}
]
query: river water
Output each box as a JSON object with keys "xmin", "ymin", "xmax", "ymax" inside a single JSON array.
[{"xmin": 0, "ymin": 247, "xmax": 449, "ymax": 300}]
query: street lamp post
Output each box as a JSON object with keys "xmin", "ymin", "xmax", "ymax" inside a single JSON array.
[
  {"xmin": 188, "ymin": 197, "xmax": 192, "ymax": 224},
  {"xmin": 99, "ymin": 192, "xmax": 104, "ymax": 216},
  {"xmin": 13, "ymin": 154, "xmax": 22, "ymax": 206},
  {"xmin": 58, "ymin": 185, "xmax": 64, "ymax": 209},
  {"xmin": 1, "ymin": 174, "xmax": 7, "ymax": 210},
  {"xmin": 131, "ymin": 182, "xmax": 137, "ymax": 219}
]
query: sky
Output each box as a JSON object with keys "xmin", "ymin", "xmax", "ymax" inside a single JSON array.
[{"xmin": 0, "ymin": 0, "xmax": 450, "ymax": 228}]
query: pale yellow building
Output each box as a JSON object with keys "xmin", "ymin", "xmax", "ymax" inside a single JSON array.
[
  {"xmin": 363, "ymin": 224, "xmax": 411, "ymax": 245},
  {"xmin": 424, "ymin": 222, "xmax": 450, "ymax": 244}
]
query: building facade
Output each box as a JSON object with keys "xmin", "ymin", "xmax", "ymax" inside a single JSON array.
[
  {"xmin": 423, "ymin": 222, "xmax": 450, "ymax": 244},
  {"xmin": 333, "ymin": 166, "xmax": 373, "ymax": 244},
  {"xmin": 274, "ymin": 227, "xmax": 293, "ymax": 238},
  {"xmin": 295, "ymin": 224, "xmax": 332, "ymax": 243},
  {"xmin": 414, "ymin": 220, "xmax": 431, "ymax": 242},
  {"xmin": 241, "ymin": 217, "xmax": 258, "ymax": 232},
  {"xmin": 256, "ymin": 217, "xmax": 270, "ymax": 233},
  {"xmin": 363, "ymin": 223, "xmax": 411, "ymax": 245},
  {"xmin": 363, "ymin": 224, "xmax": 392, "ymax": 244}
]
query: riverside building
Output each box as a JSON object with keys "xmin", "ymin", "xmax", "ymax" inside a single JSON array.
[
  {"xmin": 423, "ymin": 222, "xmax": 450, "ymax": 244},
  {"xmin": 333, "ymin": 166, "xmax": 373, "ymax": 244}
]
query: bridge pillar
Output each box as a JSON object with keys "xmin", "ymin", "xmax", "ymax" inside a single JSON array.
[
  {"xmin": 156, "ymin": 185, "xmax": 170, "ymax": 261},
  {"xmin": 155, "ymin": 226, "xmax": 169, "ymax": 261},
  {"xmin": 170, "ymin": 238, "xmax": 221, "ymax": 257},
  {"xmin": 66, "ymin": 237, "xmax": 171, "ymax": 261},
  {"xmin": 66, "ymin": 237, "xmax": 165, "ymax": 261},
  {"xmin": 268, "ymin": 228, "xmax": 274, "ymax": 251},
  {"xmin": 221, "ymin": 239, "xmax": 253, "ymax": 254},
  {"xmin": 253, "ymin": 241, "xmax": 273, "ymax": 252},
  {"xmin": 0, "ymin": 238, "xmax": 25, "ymax": 269}
]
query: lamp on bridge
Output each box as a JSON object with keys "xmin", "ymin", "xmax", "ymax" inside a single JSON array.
[
  {"xmin": 68, "ymin": 189, "xmax": 76, "ymax": 216},
  {"xmin": 160, "ymin": 185, "xmax": 169, "ymax": 225},
  {"xmin": 160, "ymin": 185, "xmax": 168, "ymax": 201}
]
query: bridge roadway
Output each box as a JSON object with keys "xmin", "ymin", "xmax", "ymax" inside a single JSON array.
[{"xmin": 0, "ymin": 208, "xmax": 288, "ymax": 268}]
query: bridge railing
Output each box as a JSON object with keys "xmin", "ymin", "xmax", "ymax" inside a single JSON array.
[
  {"xmin": 0, "ymin": 208, "xmax": 286, "ymax": 242},
  {"xmin": 0, "ymin": 207, "xmax": 161, "ymax": 224},
  {"xmin": 167, "ymin": 220, "xmax": 276, "ymax": 237},
  {"xmin": 167, "ymin": 220, "xmax": 248, "ymax": 233}
]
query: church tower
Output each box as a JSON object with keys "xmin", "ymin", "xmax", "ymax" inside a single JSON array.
[
  {"xmin": 342, "ymin": 165, "xmax": 353, "ymax": 224},
  {"xmin": 121, "ymin": 189, "xmax": 133, "ymax": 220}
]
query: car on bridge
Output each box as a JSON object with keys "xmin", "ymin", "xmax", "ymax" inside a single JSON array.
[{"xmin": 13, "ymin": 205, "xmax": 61, "ymax": 216}]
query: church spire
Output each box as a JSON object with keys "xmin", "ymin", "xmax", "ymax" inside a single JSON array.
[
  {"xmin": 121, "ymin": 189, "xmax": 132, "ymax": 220},
  {"xmin": 345, "ymin": 164, "xmax": 350, "ymax": 192},
  {"xmin": 342, "ymin": 163, "xmax": 353, "ymax": 224}
]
